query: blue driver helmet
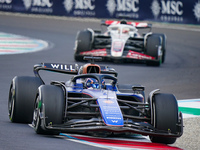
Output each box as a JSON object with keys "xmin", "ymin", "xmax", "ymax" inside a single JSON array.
[{"xmin": 86, "ymin": 78, "xmax": 105, "ymax": 89}]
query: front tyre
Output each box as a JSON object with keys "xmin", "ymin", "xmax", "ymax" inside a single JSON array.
[
  {"xmin": 153, "ymin": 33, "xmax": 166, "ymax": 63},
  {"xmin": 33, "ymin": 85, "xmax": 65, "ymax": 135},
  {"xmin": 8, "ymin": 76, "xmax": 43, "ymax": 123},
  {"xmin": 74, "ymin": 29, "xmax": 93, "ymax": 61},
  {"xmin": 146, "ymin": 34, "xmax": 162, "ymax": 66},
  {"xmin": 150, "ymin": 93, "xmax": 178, "ymax": 144}
]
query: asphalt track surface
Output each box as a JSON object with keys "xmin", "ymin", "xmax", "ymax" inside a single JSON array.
[{"xmin": 0, "ymin": 13, "xmax": 200, "ymax": 150}]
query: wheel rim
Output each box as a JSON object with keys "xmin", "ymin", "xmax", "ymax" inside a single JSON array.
[
  {"xmin": 33, "ymin": 96, "xmax": 41, "ymax": 130},
  {"xmin": 152, "ymin": 102, "xmax": 156, "ymax": 127},
  {"xmin": 157, "ymin": 48, "xmax": 162, "ymax": 65},
  {"xmin": 150, "ymin": 102, "xmax": 157, "ymax": 141},
  {"xmin": 8, "ymin": 84, "xmax": 15, "ymax": 121}
]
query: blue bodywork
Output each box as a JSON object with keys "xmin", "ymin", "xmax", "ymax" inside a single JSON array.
[
  {"xmin": 32, "ymin": 62, "xmax": 183, "ymax": 139},
  {"xmin": 65, "ymin": 73, "xmax": 144, "ymax": 127}
]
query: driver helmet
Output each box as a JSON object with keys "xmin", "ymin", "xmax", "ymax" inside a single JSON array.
[
  {"xmin": 86, "ymin": 78, "xmax": 105, "ymax": 89},
  {"xmin": 120, "ymin": 20, "xmax": 127, "ymax": 24}
]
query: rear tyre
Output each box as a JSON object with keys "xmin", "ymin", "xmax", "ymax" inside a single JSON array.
[
  {"xmin": 146, "ymin": 34, "xmax": 162, "ymax": 66},
  {"xmin": 8, "ymin": 76, "xmax": 43, "ymax": 123},
  {"xmin": 150, "ymin": 93, "xmax": 178, "ymax": 144},
  {"xmin": 33, "ymin": 85, "xmax": 65, "ymax": 135},
  {"xmin": 74, "ymin": 29, "xmax": 93, "ymax": 61}
]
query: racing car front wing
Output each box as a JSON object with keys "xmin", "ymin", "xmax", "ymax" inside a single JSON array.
[
  {"xmin": 39, "ymin": 106, "xmax": 183, "ymax": 138},
  {"xmin": 77, "ymin": 49, "xmax": 157, "ymax": 63}
]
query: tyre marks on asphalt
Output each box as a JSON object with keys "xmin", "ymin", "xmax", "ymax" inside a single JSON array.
[{"xmin": 0, "ymin": 32, "xmax": 49, "ymax": 55}]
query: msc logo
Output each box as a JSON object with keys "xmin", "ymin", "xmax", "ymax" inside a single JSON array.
[
  {"xmin": 116, "ymin": 0, "xmax": 139, "ymax": 12},
  {"xmin": 107, "ymin": 0, "xmax": 139, "ymax": 16},
  {"xmin": 0, "ymin": 0, "xmax": 12, "ymax": 10},
  {"xmin": 193, "ymin": 1, "xmax": 200, "ymax": 22},
  {"xmin": 161, "ymin": 0, "xmax": 183, "ymax": 15},
  {"xmin": 23, "ymin": 0, "xmax": 53, "ymax": 10},
  {"xmin": 63, "ymin": 0, "xmax": 95, "ymax": 13},
  {"xmin": 151, "ymin": 0, "xmax": 183, "ymax": 22},
  {"xmin": 151, "ymin": 0, "xmax": 183, "ymax": 17},
  {"xmin": 0, "ymin": 0, "xmax": 12, "ymax": 4}
]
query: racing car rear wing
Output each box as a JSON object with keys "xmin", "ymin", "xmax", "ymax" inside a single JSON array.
[
  {"xmin": 33, "ymin": 62, "xmax": 118, "ymax": 83},
  {"xmin": 34, "ymin": 63, "xmax": 78, "ymax": 75},
  {"xmin": 33, "ymin": 63, "xmax": 79, "ymax": 83},
  {"xmin": 101, "ymin": 20, "xmax": 152, "ymax": 29}
]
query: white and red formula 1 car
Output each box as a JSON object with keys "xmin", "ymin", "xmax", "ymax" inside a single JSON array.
[{"xmin": 74, "ymin": 20, "xmax": 166, "ymax": 66}]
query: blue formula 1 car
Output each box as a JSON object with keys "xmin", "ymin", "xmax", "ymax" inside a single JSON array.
[{"xmin": 8, "ymin": 57, "xmax": 183, "ymax": 144}]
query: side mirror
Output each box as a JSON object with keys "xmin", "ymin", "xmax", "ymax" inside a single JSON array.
[{"xmin": 132, "ymin": 86, "xmax": 145, "ymax": 91}]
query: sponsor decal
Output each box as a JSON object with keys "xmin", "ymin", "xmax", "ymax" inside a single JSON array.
[
  {"xmin": 63, "ymin": 0, "xmax": 73, "ymax": 13},
  {"xmin": 98, "ymin": 91, "xmax": 124, "ymax": 126},
  {"xmin": 0, "ymin": 0, "xmax": 12, "ymax": 10},
  {"xmin": 111, "ymin": 120, "xmax": 118, "ymax": 123},
  {"xmin": 193, "ymin": 1, "xmax": 200, "ymax": 22},
  {"xmin": 127, "ymin": 50, "xmax": 155, "ymax": 60},
  {"xmin": 103, "ymin": 100, "xmax": 114, "ymax": 104},
  {"xmin": 63, "ymin": 0, "xmax": 95, "ymax": 17},
  {"xmin": 49, "ymin": 63, "xmax": 76, "ymax": 71},
  {"xmin": 112, "ymin": 41, "xmax": 123, "ymax": 52},
  {"xmin": 111, "ymin": 40, "xmax": 125, "ymax": 57},
  {"xmin": 106, "ymin": 0, "xmax": 139, "ymax": 19},
  {"xmin": 106, "ymin": 0, "xmax": 116, "ymax": 16},
  {"xmin": 22, "ymin": 0, "xmax": 53, "ymax": 13},
  {"xmin": 151, "ymin": 0, "xmax": 160, "ymax": 19},
  {"xmin": 106, "ymin": 116, "xmax": 120, "ymax": 119},
  {"xmin": 151, "ymin": 0, "xmax": 184, "ymax": 22},
  {"xmin": 80, "ymin": 49, "xmax": 107, "ymax": 56}
]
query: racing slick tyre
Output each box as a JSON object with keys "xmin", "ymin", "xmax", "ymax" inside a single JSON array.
[
  {"xmin": 8, "ymin": 76, "xmax": 43, "ymax": 123},
  {"xmin": 74, "ymin": 29, "xmax": 93, "ymax": 61},
  {"xmin": 33, "ymin": 85, "xmax": 65, "ymax": 135},
  {"xmin": 146, "ymin": 34, "xmax": 162, "ymax": 66},
  {"xmin": 154, "ymin": 33, "xmax": 166, "ymax": 63},
  {"xmin": 150, "ymin": 93, "xmax": 178, "ymax": 144}
]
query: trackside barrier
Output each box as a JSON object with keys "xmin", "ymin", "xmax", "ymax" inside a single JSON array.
[{"xmin": 0, "ymin": 0, "xmax": 200, "ymax": 25}]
